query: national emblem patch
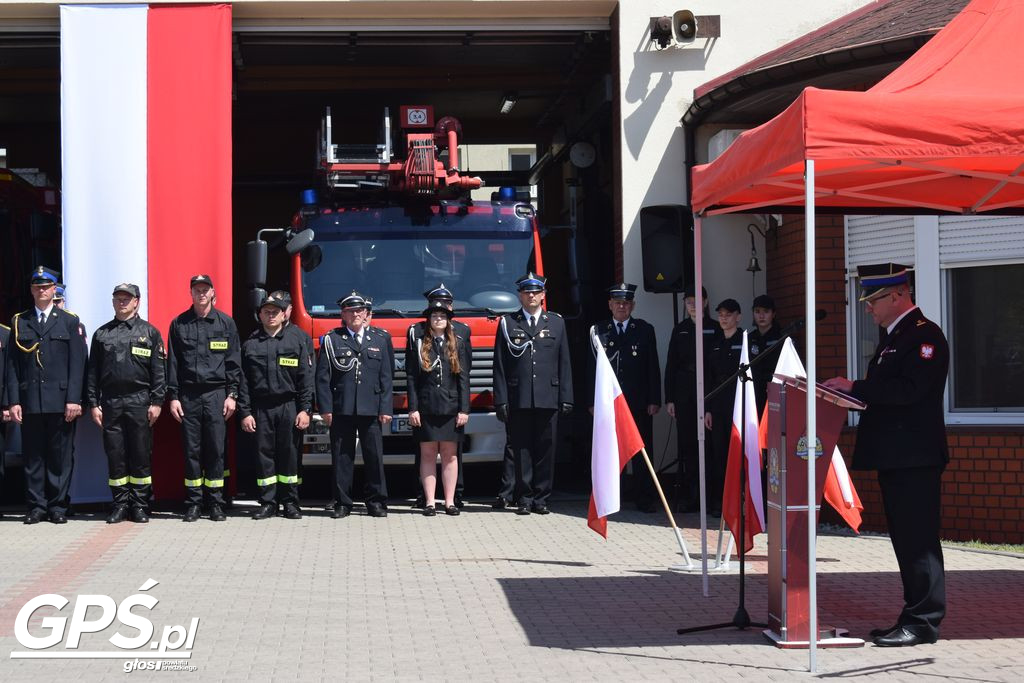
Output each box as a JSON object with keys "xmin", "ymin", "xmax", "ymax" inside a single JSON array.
[{"xmin": 920, "ymin": 343, "xmax": 935, "ymax": 359}]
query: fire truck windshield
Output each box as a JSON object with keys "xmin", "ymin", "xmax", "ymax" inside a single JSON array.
[{"xmin": 301, "ymin": 229, "xmax": 534, "ymax": 316}]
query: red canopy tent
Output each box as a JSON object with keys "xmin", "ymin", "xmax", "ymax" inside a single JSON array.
[{"xmin": 686, "ymin": 0, "xmax": 1024, "ymax": 668}]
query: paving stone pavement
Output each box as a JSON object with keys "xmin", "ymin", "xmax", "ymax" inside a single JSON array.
[{"xmin": 1, "ymin": 499, "xmax": 1022, "ymax": 682}]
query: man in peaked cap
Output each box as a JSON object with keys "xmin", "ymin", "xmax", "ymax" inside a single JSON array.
[
  {"xmin": 87, "ymin": 282, "xmax": 166, "ymax": 524},
  {"xmin": 825, "ymin": 263, "xmax": 949, "ymax": 647},
  {"xmin": 410, "ymin": 283, "xmax": 472, "ymax": 509},
  {"xmin": 589, "ymin": 283, "xmax": 661, "ymax": 511},
  {"xmin": 316, "ymin": 291, "xmax": 394, "ymax": 518},
  {"xmin": 7, "ymin": 266, "xmax": 87, "ymax": 524},
  {"xmin": 167, "ymin": 273, "xmax": 241, "ymax": 522},
  {"xmin": 492, "ymin": 272, "xmax": 573, "ymax": 515}
]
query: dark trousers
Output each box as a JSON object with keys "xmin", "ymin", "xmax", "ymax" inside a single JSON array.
[
  {"xmin": 180, "ymin": 387, "xmax": 227, "ymax": 507},
  {"xmin": 878, "ymin": 466, "xmax": 946, "ymax": 639},
  {"xmin": 330, "ymin": 415, "xmax": 387, "ymax": 507},
  {"xmin": 626, "ymin": 409, "xmax": 655, "ymax": 505},
  {"xmin": 101, "ymin": 397, "xmax": 153, "ymax": 510},
  {"xmin": 22, "ymin": 413, "xmax": 74, "ymax": 515},
  {"xmin": 674, "ymin": 400, "xmax": 707, "ymax": 508},
  {"xmin": 497, "ymin": 431, "xmax": 518, "ymax": 502},
  {"xmin": 707, "ymin": 404, "xmax": 731, "ymax": 512},
  {"xmin": 253, "ymin": 399, "xmax": 300, "ymax": 506},
  {"xmin": 509, "ymin": 408, "xmax": 557, "ymax": 507}
]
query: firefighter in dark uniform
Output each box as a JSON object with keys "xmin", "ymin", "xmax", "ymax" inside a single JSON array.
[
  {"xmin": 408, "ymin": 283, "xmax": 471, "ymax": 509},
  {"xmin": 316, "ymin": 291, "xmax": 394, "ymax": 519},
  {"xmin": 664, "ymin": 286, "xmax": 719, "ymax": 512},
  {"xmin": 589, "ymin": 283, "xmax": 661, "ymax": 511},
  {"xmin": 239, "ymin": 291, "xmax": 314, "ymax": 521},
  {"xmin": 167, "ymin": 274, "xmax": 241, "ymax": 523},
  {"xmin": 493, "ymin": 273, "xmax": 573, "ymax": 515},
  {"xmin": 703, "ymin": 298, "xmax": 744, "ymax": 517},
  {"xmin": 86, "ymin": 283, "xmax": 166, "ymax": 524},
  {"xmin": 6, "ymin": 266, "xmax": 86, "ymax": 524},
  {"xmin": 748, "ymin": 294, "xmax": 784, "ymax": 418},
  {"xmin": 824, "ymin": 264, "xmax": 949, "ymax": 647}
]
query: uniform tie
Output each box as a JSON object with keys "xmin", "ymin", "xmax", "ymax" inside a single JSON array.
[
  {"xmin": 39, "ymin": 311, "xmax": 46, "ymax": 325},
  {"xmin": 616, "ymin": 322, "xmax": 624, "ymax": 336},
  {"xmin": 529, "ymin": 315, "xmax": 537, "ymax": 332}
]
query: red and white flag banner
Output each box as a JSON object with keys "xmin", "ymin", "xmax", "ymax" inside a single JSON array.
[
  {"xmin": 588, "ymin": 333, "xmax": 645, "ymax": 538},
  {"xmin": 61, "ymin": 3, "xmax": 232, "ymax": 502}
]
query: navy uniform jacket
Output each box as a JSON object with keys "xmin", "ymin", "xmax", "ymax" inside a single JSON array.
[
  {"xmin": 166, "ymin": 307, "xmax": 241, "ymax": 399},
  {"xmin": 589, "ymin": 318, "xmax": 661, "ymax": 412},
  {"xmin": 749, "ymin": 322, "xmax": 784, "ymax": 410},
  {"xmin": 706, "ymin": 329, "xmax": 745, "ymax": 416},
  {"xmin": 6, "ymin": 308, "xmax": 87, "ymax": 413},
  {"xmin": 316, "ymin": 325, "xmax": 394, "ymax": 417},
  {"xmin": 493, "ymin": 310, "xmax": 573, "ymax": 410},
  {"xmin": 406, "ymin": 335, "xmax": 471, "ymax": 416},
  {"xmin": 238, "ymin": 324, "xmax": 315, "ymax": 418},
  {"xmin": 86, "ymin": 315, "xmax": 167, "ymax": 407},
  {"xmin": 664, "ymin": 316, "xmax": 719, "ymax": 405},
  {"xmin": 850, "ymin": 308, "xmax": 949, "ymax": 472}
]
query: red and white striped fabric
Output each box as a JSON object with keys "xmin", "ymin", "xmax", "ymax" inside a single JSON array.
[
  {"xmin": 61, "ymin": 3, "xmax": 232, "ymax": 502},
  {"xmin": 588, "ymin": 333, "xmax": 645, "ymax": 538},
  {"xmin": 722, "ymin": 331, "xmax": 766, "ymax": 552}
]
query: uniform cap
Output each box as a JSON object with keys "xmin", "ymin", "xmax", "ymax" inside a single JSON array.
[
  {"xmin": 607, "ymin": 282, "xmax": 637, "ymax": 301},
  {"xmin": 190, "ymin": 274, "xmax": 214, "ymax": 288},
  {"xmin": 112, "ymin": 282, "xmax": 140, "ymax": 298},
  {"xmin": 716, "ymin": 298, "xmax": 741, "ymax": 313},
  {"xmin": 515, "ymin": 272, "xmax": 546, "ymax": 292},
  {"xmin": 30, "ymin": 265, "xmax": 60, "ymax": 286},
  {"xmin": 423, "ymin": 283, "xmax": 454, "ymax": 301},
  {"xmin": 752, "ymin": 294, "xmax": 775, "ymax": 311},
  {"xmin": 260, "ymin": 291, "xmax": 291, "ymax": 311},
  {"xmin": 858, "ymin": 263, "xmax": 911, "ymax": 301},
  {"xmin": 421, "ymin": 300, "xmax": 455, "ymax": 318},
  {"xmin": 337, "ymin": 290, "xmax": 369, "ymax": 310},
  {"xmin": 54, "ymin": 283, "xmax": 66, "ymax": 300}
]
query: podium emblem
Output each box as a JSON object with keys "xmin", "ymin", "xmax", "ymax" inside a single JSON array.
[
  {"xmin": 796, "ymin": 435, "xmax": 824, "ymax": 460},
  {"xmin": 768, "ymin": 447, "xmax": 781, "ymax": 494}
]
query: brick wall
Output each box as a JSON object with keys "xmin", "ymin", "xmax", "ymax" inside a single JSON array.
[{"xmin": 767, "ymin": 215, "xmax": 1024, "ymax": 544}]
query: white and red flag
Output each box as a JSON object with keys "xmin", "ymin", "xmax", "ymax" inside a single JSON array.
[
  {"xmin": 588, "ymin": 334, "xmax": 645, "ymax": 538},
  {"xmin": 768, "ymin": 338, "xmax": 864, "ymax": 532},
  {"xmin": 61, "ymin": 4, "xmax": 232, "ymax": 501},
  {"xmin": 722, "ymin": 331, "xmax": 767, "ymax": 552}
]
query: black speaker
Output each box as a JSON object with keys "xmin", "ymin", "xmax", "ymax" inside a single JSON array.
[{"xmin": 639, "ymin": 204, "xmax": 693, "ymax": 293}]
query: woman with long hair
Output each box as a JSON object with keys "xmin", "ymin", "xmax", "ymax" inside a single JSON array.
[{"xmin": 407, "ymin": 301, "xmax": 471, "ymax": 515}]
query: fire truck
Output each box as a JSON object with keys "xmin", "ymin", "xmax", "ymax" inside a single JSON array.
[{"xmin": 246, "ymin": 105, "xmax": 542, "ymax": 466}]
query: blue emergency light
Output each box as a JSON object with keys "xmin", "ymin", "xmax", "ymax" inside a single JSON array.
[{"xmin": 498, "ymin": 186, "xmax": 516, "ymax": 201}]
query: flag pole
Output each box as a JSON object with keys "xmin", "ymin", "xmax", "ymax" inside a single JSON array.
[{"xmin": 639, "ymin": 447, "xmax": 692, "ymax": 568}]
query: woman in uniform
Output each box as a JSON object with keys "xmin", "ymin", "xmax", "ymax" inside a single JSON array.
[{"xmin": 407, "ymin": 302, "xmax": 471, "ymax": 516}]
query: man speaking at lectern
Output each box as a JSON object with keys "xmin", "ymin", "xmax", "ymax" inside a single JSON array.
[{"xmin": 824, "ymin": 263, "xmax": 949, "ymax": 648}]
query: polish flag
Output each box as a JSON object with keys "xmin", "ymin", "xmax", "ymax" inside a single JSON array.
[
  {"xmin": 588, "ymin": 333, "xmax": 645, "ymax": 538},
  {"xmin": 61, "ymin": 4, "xmax": 232, "ymax": 502},
  {"xmin": 768, "ymin": 338, "xmax": 863, "ymax": 532},
  {"xmin": 722, "ymin": 331, "xmax": 766, "ymax": 552}
]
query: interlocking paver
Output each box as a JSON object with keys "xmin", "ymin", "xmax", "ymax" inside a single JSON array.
[{"xmin": 0, "ymin": 500, "xmax": 1021, "ymax": 681}]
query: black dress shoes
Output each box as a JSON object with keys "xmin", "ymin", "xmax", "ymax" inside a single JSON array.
[
  {"xmin": 209, "ymin": 505, "xmax": 226, "ymax": 522},
  {"xmin": 366, "ymin": 502, "xmax": 388, "ymax": 518},
  {"xmin": 873, "ymin": 627, "xmax": 937, "ymax": 647},
  {"xmin": 454, "ymin": 497, "xmax": 465, "ymax": 509},
  {"xmin": 445, "ymin": 505, "xmax": 460, "ymax": 516},
  {"xmin": 869, "ymin": 624, "xmax": 899, "ymax": 638},
  {"xmin": 422, "ymin": 504, "xmax": 437, "ymax": 517},
  {"xmin": 491, "ymin": 496, "xmax": 510, "ymax": 510},
  {"xmin": 282, "ymin": 503, "xmax": 302, "ymax": 520},
  {"xmin": 252, "ymin": 503, "xmax": 277, "ymax": 521},
  {"xmin": 130, "ymin": 507, "xmax": 149, "ymax": 524},
  {"xmin": 50, "ymin": 511, "xmax": 68, "ymax": 524},
  {"xmin": 531, "ymin": 503, "xmax": 550, "ymax": 515},
  {"xmin": 24, "ymin": 510, "xmax": 46, "ymax": 525},
  {"xmin": 183, "ymin": 505, "xmax": 201, "ymax": 522},
  {"xmin": 106, "ymin": 505, "xmax": 129, "ymax": 524},
  {"xmin": 330, "ymin": 504, "xmax": 351, "ymax": 519},
  {"xmin": 516, "ymin": 504, "xmax": 531, "ymax": 516}
]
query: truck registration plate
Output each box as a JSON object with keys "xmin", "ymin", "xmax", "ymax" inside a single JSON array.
[{"xmin": 391, "ymin": 417, "xmax": 412, "ymax": 434}]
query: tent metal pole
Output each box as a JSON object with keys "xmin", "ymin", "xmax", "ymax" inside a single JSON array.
[
  {"xmin": 805, "ymin": 159, "xmax": 818, "ymax": 672},
  {"xmin": 694, "ymin": 214, "xmax": 709, "ymax": 596}
]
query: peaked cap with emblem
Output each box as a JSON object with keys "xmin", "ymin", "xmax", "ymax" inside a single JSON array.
[
  {"xmin": 337, "ymin": 291, "xmax": 369, "ymax": 310},
  {"xmin": 423, "ymin": 283, "xmax": 454, "ymax": 301},
  {"xmin": 421, "ymin": 300, "xmax": 455, "ymax": 319},
  {"xmin": 190, "ymin": 274, "xmax": 214, "ymax": 288},
  {"xmin": 30, "ymin": 265, "xmax": 60, "ymax": 286},
  {"xmin": 515, "ymin": 272, "xmax": 546, "ymax": 292},
  {"xmin": 858, "ymin": 263, "xmax": 912, "ymax": 301},
  {"xmin": 607, "ymin": 282, "xmax": 637, "ymax": 301},
  {"xmin": 260, "ymin": 291, "xmax": 291, "ymax": 311}
]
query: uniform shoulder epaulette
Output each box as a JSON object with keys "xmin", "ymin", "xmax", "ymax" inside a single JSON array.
[
  {"xmin": 60, "ymin": 308, "xmax": 80, "ymax": 318},
  {"xmin": 546, "ymin": 311, "xmax": 563, "ymax": 318}
]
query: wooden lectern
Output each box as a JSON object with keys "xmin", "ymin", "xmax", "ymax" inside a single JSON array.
[{"xmin": 763, "ymin": 375, "xmax": 866, "ymax": 648}]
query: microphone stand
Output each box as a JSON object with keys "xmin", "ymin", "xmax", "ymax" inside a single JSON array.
[{"xmin": 678, "ymin": 318, "xmax": 812, "ymax": 636}]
